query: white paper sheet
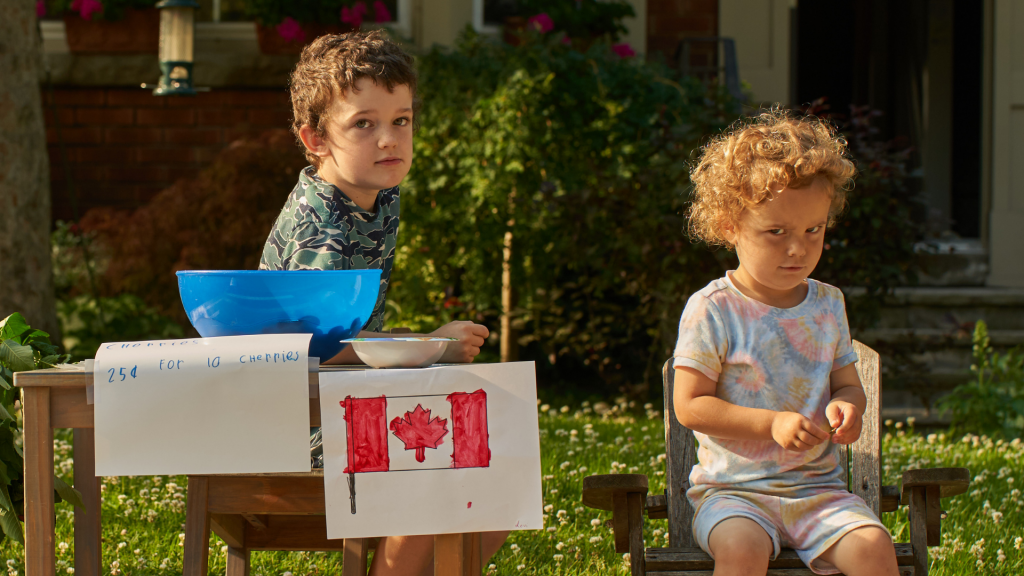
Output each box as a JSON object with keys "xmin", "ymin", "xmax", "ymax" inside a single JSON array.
[
  {"xmin": 319, "ymin": 362, "xmax": 543, "ymax": 539},
  {"xmin": 94, "ymin": 334, "xmax": 312, "ymax": 476}
]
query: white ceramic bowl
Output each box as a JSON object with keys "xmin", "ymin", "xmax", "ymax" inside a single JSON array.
[{"xmin": 341, "ymin": 337, "xmax": 456, "ymax": 368}]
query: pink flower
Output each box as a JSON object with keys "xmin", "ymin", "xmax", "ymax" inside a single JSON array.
[
  {"xmin": 70, "ymin": 0, "xmax": 102, "ymax": 20},
  {"xmin": 560, "ymin": 35, "xmax": 572, "ymax": 46},
  {"xmin": 527, "ymin": 12, "xmax": 554, "ymax": 34},
  {"xmin": 36, "ymin": 0, "xmax": 46, "ymax": 18},
  {"xmin": 372, "ymin": 0, "xmax": 392, "ymax": 23},
  {"xmin": 276, "ymin": 17, "xmax": 305, "ymax": 43},
  {"xmin": 611, "ymin": 43, "xmax": 635, "ymax": 58},
  {"xmin": 341, "ymin": 1, "xmax": 368, "ymax": 28}
]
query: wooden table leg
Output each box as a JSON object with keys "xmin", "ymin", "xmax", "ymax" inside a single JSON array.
[
  {"xmin": 183, "ymin": 477, "xmax": 211, "ymax": 576},
  {"xmin": 73, "ymin": 428, "xmax": 101, "ymax": 576},
  {"xmin": 23, "ymin": 387, "xmax": 55, "ymax": 576},
  {"xmin": 434, "ymin": 533, "xmax": 482, "ymax": 576}
]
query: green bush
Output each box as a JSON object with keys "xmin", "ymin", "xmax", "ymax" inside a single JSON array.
[
  {"xmin": 0, "ymin": 314, "xmax": 82, "ymax": 545},
  {"xmin": 937, "ymin": 321, "xmax": 1024, "ymax": 438},
  {"xmin": 390, "ymin": 31, "xmax": 738, "ymax": 395}
]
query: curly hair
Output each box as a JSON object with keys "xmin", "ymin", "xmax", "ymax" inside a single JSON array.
[
  {"xmin": 687, "ymin": 109, "xmax": 857, "ymax": 249},
  {"xmin": 289, "ymin": 29, "xmax": 417, "ymax": 167}
]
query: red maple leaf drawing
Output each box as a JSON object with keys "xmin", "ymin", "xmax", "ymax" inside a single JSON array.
[{"xmin": 389, "ymin": 405, "xmax": 449, "ymax": 463}]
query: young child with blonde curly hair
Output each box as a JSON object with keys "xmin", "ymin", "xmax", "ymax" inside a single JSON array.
[{"xmin": 673, "ymin": 110, "xmax": 899, "ymax": 576}]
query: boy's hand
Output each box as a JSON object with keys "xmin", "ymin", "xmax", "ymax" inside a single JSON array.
[
  {"xmin": 770, "ymin": 411, "xmax": 830, "ymax": 451},
  {"xmin": 430, "ymin": 321, "xmax": 489, "ymax": 363},
  {"xmin": 826, "ymin": 401, "xmax": 862, "ymax": 445}
]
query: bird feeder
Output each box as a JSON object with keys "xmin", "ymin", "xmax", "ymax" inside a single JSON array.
[{"xmin": 153, "ymin": 0, "xmax": 199, "ymax": 96}]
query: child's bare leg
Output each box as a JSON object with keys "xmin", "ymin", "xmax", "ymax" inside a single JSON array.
[
  {"xmin": 368, "ymin": 531, "xmax": 510, "ymax": 576},
  {"xmin": 816, "ymin": 526, "xmax": 899, "ymax": 576},
  {"xmin": 708, "ymin": 517, "xmax": 773, "ymax": 576}
]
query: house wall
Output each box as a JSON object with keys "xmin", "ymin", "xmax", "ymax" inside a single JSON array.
[
  {"xmin": 44, "ymin": 87, "xmax": 292, "ymax": 222},
  {"xmin": 647, "ymin": 0, "xmax": 718, "ymax": 68}
]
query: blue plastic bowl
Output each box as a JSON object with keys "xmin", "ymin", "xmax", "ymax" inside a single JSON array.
[{"xmin": 176, "ymin": 270, "xmax": 382, "ymax": 361}]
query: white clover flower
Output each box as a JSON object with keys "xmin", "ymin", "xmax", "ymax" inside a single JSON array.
[
  {"xmin": 117, "ymin": 542, "xmax": 126, "ymax": 551},
  {"xmin": 992, "ymin": 511, "xmax": 1003, "ymax": 524},
  {"xmin": 516, "ymin": 565, "xmax": 525, "ymax": 571},
  {"xmin": 622, "ymin": 553, "xmax": 631, "ymax": 563},
  {"xmin": 556, "ymin": 510, "xmax": 567, "ymax": 518},
  {"xmin": 546, "ymin": 527, "xmax": 556, "ymax": 532},
  {"xmin": 488, "ymin": 565, "xmax": 496, "ymax": 571},
  {"xmin": 65, "ymin": 568, "xmax": 74, "ymax": 574},
  {"xmin": 544, "ymin": 504, "xmax": 553, "ymax": 513},
  {"xmin": 221, "ymin": 546, "xmax": 228, "ymax": 553},
  {"xmin": 58, "ymin": 542, "xmax": 69, "ymax": 554},
  {"xmin": 553, "ymin": 554, "xmax": 564, "ymax": 562},
  {"xmin": 591, "ymin": 518, "xmax": 601, "ymax": 527},
  {"xmin": 589, "ymin": 536, "xmax": 603, "ymax": 543},
  {"xmin": 282, "ymin": 572, "xmax": 293, "ymax": 576},
  {"xmin": 550, "ymin": 489, "xmax": 558, "ymax": 495},
  {"xmin": 560, "ymin": 406, "xmax": 569, "ymax": 413},
  {"xmin": 540, "ymin": 404, "xmax": 550, "ymax": 412},
  {"xmin": 575, "ymin": 507, "xmax": 585, "ymax": 514},
  {"xmin": 1014, "ymin": 537, "xmax": 1022, "ymax": 550},
  {"xmin": 569, "ymin": 429, "xmax": 578, "ymax": 436},
  {"xmin": 560, "ymin": 461, "xmax": 571, "ymax": 470},
  {"xmin": 556, "ymin": 542, "xmax": 564, "ymax": 550},
  {"xmin": 997, "ymin": 549, "xmax": 1006, "ymax": 563},
  {"xmin": 578, "ymin": 467, "xmax": 587, "ymax": 473}
]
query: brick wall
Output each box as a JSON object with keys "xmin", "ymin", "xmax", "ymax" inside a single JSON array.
[
  {"xmin": 44, "ymin": 87, "xmax": 293, "ymax": 223},
  {"xmin": 647, "ymin": 0, "xmax": 718, "ymax": 70}
]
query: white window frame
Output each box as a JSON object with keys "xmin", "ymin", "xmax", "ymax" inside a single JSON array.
[{"xmin": 472, "ymin": 0, "xmax": 502, "ymax": 34}]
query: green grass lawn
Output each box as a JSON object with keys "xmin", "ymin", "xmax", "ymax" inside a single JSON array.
[{"xmin": 2, "ymin": 401, "xmax": 1022, "ymax": 575}]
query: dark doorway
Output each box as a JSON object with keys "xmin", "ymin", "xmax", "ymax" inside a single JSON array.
[
  {"xmin": 950, "ymin": 0, "xmax": 984, "ymax": 238},
  {"xmin": 794, "ymin": 1, "xmax": 856, "ymax": 115}
]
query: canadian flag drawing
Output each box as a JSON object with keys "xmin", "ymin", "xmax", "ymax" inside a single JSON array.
[{"xmin": 341, "ymin": 390, "xmax": 490, "ymax": 513}]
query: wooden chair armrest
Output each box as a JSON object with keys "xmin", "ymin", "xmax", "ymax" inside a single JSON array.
[
  {"xmin": 645, "ymin": 493, "xmax": 667, "ymax": 519},
  {"xmin": 582, "ymin": 474, "xmax": 648, "ymax": 557},
  {"xmin": 901, "ymin": 467, "xmax": 970, "ymax": 501},
  {"xmin": 880, "ymin": 485, "xmax": 900, "ymax": 513},
  {"xmin": 581, "ymin": 474, "xmax": 649, "ymax": 511}
]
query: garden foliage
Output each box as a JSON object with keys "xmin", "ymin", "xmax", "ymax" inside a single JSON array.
[
  {"xmin": 79, "ymin": 130, "xmax": 308, "ymax": 332},
  {"xmin": 513, "ymin": 0, "xmax": 635, "ymax": 44},
  {"xmin": 0, "ymin": 313, "xmax": 83, "ymax": 545},
  {"xmin": 937, "ymin": 321, "xmax": 1024, "ymax": 438},
  {"xmin": 72, "ymin": 32, "xmax": 921, "ymax": 399},
  {"xmin": 389, "ymin": 30, "xmax": 737, "ymax": 393}
]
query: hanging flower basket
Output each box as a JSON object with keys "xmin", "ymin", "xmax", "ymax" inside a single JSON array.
[{"xmin": 63, "ymin": 7, "xmax": 159, "ymax": 53}]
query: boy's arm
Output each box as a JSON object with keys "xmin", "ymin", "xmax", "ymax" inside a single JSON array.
[
  {"xmin": 826, "ymin": 363, "xmax": 866, "ymax": 445},
  {"xmin": 673, "ymin": 366, "xmax": 830, "ymax": 451}
]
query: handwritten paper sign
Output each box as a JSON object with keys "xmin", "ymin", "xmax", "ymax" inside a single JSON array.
[
  {"xmin": 318, "ymin": 362, "xmax": 543, "ymax": 539},
  {"xmin": 93, "ymin": 334, "xmax": 312, "ymax": 476}
]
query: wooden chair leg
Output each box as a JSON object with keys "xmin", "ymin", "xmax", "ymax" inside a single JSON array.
[
  {"xmin": 908, "ymin": 486, "xmax": 929, "ymax": 576},
  {"xmin": 183, "ymin": 476, "xmax": 211, "ymax": 576},
  {"xmin": 73, "ymin": 428, "xmax": 102, "ymax": 576},
  {"xmin": 342, "ymin": 538, "xmax": 369, "ymax": 576},
  {"xmin": 225, "ymin": 546, "xmax": 250, "ymax": 576},
  {"xmin": 626, "ymin": 492, "xmax": 646, "ymax": 576}
]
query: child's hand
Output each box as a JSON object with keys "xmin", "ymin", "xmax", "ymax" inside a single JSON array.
[
  {"xmin": 770, "ymin": 411, "xmax": 830, "ymax": 451},
  {"xmin": 826, "ymin": 401, "xmax": 862, "ymax": 445},
  {"xmin": 430, "ymin": 321, "xmax": 489, "ymax": 363}
]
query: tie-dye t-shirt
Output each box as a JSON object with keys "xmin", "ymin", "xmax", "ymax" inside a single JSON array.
[{"xmin": 673, "ymin": 272, "xmax": 857, "ymax": 505}]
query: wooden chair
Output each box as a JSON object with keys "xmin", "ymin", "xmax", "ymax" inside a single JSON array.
[{"xmin": 581, "ymin": 341, "xmax": 970, "ymax": 576}]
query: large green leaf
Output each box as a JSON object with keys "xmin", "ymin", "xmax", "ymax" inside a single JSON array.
[
  {"xmin": 0, "ymin": 340, "xmax": 35, "ymax": 372},
  {"xmin": 0, "ymin": 510, "xmax": 23, "ymax": 545},
  {"xmin": 0, "ymin": 403, "xmax": 12, "ymax": 423},
  {"xmin": 53, "ymin": 475, "xmax": 85, "ymax": 512},
  {"xmin": 0, "ymin": 314, "xmax": 30, "ymax": 342}
]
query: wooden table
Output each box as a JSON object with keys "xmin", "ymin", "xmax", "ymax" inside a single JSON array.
[{"xmin": 15, "ymin": 368, "xmax": 484, "ymax": 576}]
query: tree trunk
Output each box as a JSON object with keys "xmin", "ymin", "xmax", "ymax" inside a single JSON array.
[{"xmin": 0, "ymin": 1, "xmax": 60, "ymax": 341}]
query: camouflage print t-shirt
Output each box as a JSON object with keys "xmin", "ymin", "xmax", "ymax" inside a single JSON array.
[{"xmin": 259, "ymin": 166, "xmax": 399, "ymax": 333}]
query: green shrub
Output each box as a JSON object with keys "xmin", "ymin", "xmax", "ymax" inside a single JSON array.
[
  {"xmin": 937, "ymin": 321, "xmax": 1024, "ymax": 438},
  {"xmin": 390, "ymin": 31, "xmax": 738, "ymax": 395},
  {"xmin": 0, "ymin": 314, "xmax": 83, "ymax": 545}
]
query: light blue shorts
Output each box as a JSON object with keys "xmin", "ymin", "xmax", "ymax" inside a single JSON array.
[{"xmin": 692, "ymin": 489, "xmax": 888, "ymax": 575}]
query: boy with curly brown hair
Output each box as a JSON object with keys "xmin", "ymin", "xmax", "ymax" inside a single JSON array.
[
  {"xmin": 673, "ymin": 110, "xmax": 899, "ymax": 576},
  {"xmin": 259, "ymin": 30, "xmax": 505, "ymax": 575}
]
